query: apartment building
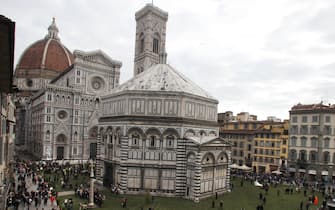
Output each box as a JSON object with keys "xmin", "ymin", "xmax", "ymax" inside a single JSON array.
[
  {"xmin": 253, "ymin": 121, "xmax": 288, "ymax": 173},
  {"xmin": 288, "ymin": 103, "xmax": 335, "ymax": 182}
]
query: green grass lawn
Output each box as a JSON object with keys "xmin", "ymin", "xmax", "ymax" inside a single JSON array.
[
  {"xmin": 43, "ymin": 171, "xmax": 90, "ymax": 192},
  {"xmin": 59, "ymin": 178, "xmax": 324, "ymax": 210}
]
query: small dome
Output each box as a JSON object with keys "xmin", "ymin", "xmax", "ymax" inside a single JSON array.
[{"xmin": 15, "ymin": 18, "xmax": 74, "ymax": 77}]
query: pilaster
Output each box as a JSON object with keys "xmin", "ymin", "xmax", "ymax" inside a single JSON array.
[
  {"xmin": 193, "ymin": 152, "xmax": 202, "ymax": 202},
  {"xmin": 175, "ymin": 138, "xmax": 186, "ymax": 197},
  {"xmin": 95, "ymin": 131, "xmax": 103, "ymax": 181},
  {"xmin": 119, "ymin": 136, "xmax": 129, "ymax": 193}
]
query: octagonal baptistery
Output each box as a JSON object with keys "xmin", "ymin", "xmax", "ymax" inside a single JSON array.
[
  {"xmin": 98, "ymin": 61, "xmax": 231, "ymax": 201},
  {"xmin": 14, "ymin": 18, "xmax": 74, "ymax": 96}
]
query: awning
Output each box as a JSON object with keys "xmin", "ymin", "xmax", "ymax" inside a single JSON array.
[
  {"xmin": 298, "ymin": 169, "xmax": 306, "ymax": 173},
  {"xmin": 308, "ymin": 170, "xmax": 317, "ymax": 175},
  {"xmin": 288, "ymin": 167, "xmax": 296, "ymax": 172},
  {"xmin": 322, "ymin": 171, "xmax": 329, "ymax": 176}
]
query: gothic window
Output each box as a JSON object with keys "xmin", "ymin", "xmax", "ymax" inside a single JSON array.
[
  {"xmin": 47, "ymin": 94, "xmax": 52, "ymax": 101},
  {"xmin": 46, "ymin": 116, "xmax": 51, "ymax": 122},
  {"xmin": 66, "ymin": 78, "xmax": 70, "ymax": 87},
  {"xmin": 46, "ymin": 107, "xmax": 51, "ymax": 113},
  {"xmin": 140, "ymin": 36, "xmax": 144, "ymax": 53},
  {"xmin": 153, "ymin": 38, "xmax": 159, "ymax": 54},
  {"xmin": 77, "ymin": 70, "xmax": 80, "ymax": 76}
]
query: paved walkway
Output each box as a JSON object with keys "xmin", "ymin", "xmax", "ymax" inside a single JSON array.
[{"xmin": 15, "ymin": 176, "xmax": 73, "ymax": 210}]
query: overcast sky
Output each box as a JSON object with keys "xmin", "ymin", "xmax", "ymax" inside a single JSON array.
[{"xmin": 3, "ymin": 0, "xmax": 335, "ymax": 120}]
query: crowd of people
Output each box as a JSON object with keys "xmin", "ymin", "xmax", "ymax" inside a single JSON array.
[
  {"xmin": 5, "ymin": 159, "xmax": 102, "ymax": 210},
  {"xmin": 232, "ymin": 170, "xmax": 335, "ymax": 210},
  {"xmin": 6, "ymin": 160, "xmax": 60, "ymax": 210}
]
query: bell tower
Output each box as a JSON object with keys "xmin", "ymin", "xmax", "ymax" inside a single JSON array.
[{"xmin": 133, "ymin": 4, "xmax": 168, "ymax": 76}]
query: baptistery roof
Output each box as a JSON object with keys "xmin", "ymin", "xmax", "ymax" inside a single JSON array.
[
  {"xmin": 113, "ymin": 63, "xmax": 216, "ymax": 100},
  {"xmin": 15, "ymin": 18, "xmax": 74, "ymax": 77}
]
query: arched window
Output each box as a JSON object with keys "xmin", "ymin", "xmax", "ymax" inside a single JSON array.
[
  {"xmin": 74, "ymin": 132, "xmax": 78, "ymax": 141},
  {"xmin": 299, "ymin": 150, "xmax": 307, "ymax": 161},
  {"xmin": 324, "ymin": 137, "xmax": 330, "ymax": 148},
  {"xmin": 152, "ymin": 33, "xmax": 160, "ymax": 54},
  {"xmin": 290, "ymin": 137, "xmax": 297, "ymax": 146},
  {"xmin": 46, "ymin": 130, "xmax": 50, "ymax": 140},
  {"xmin": 311, "ymin": 137, "xmax": 318, "ymax": 148},
  {"xmin": 300, "ymin": 137, "xmax": 307, "ymax": 147},
  {"xmin": 150, "ymin": 136, "xmax": 156, "ymax": 147},
  {"xmin": 166, "ymin": 135, "xmax": 174, "ymax": 148},
  {"xmin": 132, "ymin": 134, "xmax": 139, "ymax": 146},
  {"xmin": 289, "ymin": 149, "xmax": 297, "ymax": 161}
]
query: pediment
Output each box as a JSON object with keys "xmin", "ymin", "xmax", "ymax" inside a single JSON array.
[
  {"xmin": 74, "ymin": 50, "xmax": 122, "ymax": 67},
  {"xmin": 200, "ymin": 137, "xmax": 231, "ymax": 147}
]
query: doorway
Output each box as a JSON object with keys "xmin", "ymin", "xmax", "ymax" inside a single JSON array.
[{"xmin": 56, "ymin": 146, "xmax": 64, "ymax": 160}]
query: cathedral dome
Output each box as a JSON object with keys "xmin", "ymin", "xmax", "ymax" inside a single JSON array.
[
  {"xmin": 112, "ymin": 63, "xmax": 217, "ymax": 101},
  {"xmin": 15, "ymin": 18, "xmax": 74, "ymax": 77}
]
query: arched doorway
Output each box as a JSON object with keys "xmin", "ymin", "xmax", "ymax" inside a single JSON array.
[{"xmin": 56, "ymin": 134, "xmax": 67, "ymax": 160}]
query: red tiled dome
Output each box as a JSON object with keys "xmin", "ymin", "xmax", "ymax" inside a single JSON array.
[
  {"xmin": 15, "ymin": 18, "xmax": 73, "ymax": 78},
  {"xmin": 17, "ymin": 39, "xmax": 73, "ymax": 72}
]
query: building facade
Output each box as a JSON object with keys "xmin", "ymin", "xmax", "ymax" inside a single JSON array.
[
  {"xmin": 27, "ymin": 50, "xmax": 121, "ymax": 160},
  {"xmin": 219, "ymin": 111, "xmax": 288, "ymax": 172},
  {"xmin": 97, "ymin": 4, "xmax": 231, "ymax": 202},
  {"xmin": 288, "ymin": 103, "xmax": 335, "ymax": 182},
  {"xmin": 219, "ymin": 112, "xmax": 263, "ymax": 167},
  {"xmin": 13, "ymin": 18, "xmax": 122, "ymax": 160},
  {"xmin": 14, "ymin": 18, "xmax": 74, "ymax": 148},
  {"xmin": 253, "ymin": 122, "xmax": 288, "ymax": 173}
]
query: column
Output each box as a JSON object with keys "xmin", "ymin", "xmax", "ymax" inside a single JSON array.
[
  {"xmin": 119, "ymin": 136, "xmax": 129, "ymax": 193},
  {"xmin": 88, "ymin": 159, "xmax": 95, "ymax": 208},
  {"xmin": 193, "ymin": 151, "xmax": 202, "ymax": 202}
]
